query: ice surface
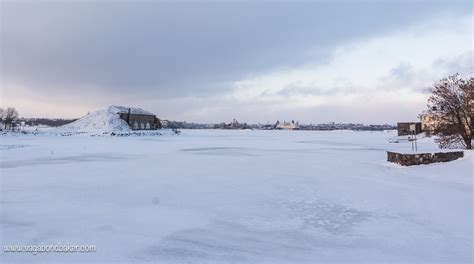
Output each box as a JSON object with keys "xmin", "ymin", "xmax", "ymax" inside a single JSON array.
[{"xmin": 0, "ymin": 130, "xmax": 472, "ymax": 263}]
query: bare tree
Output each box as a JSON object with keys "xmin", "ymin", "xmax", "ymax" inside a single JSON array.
[
  {"xmin": 425, "ymin": 74, "xmax": 473, "ymax": 149},
  {"xmin": 3, "ymin": 107, "xmax": 19, "ymax": 130},
  {"xmin": 0, "ymin": 108, "xmax": 4, "ymax": 127}
]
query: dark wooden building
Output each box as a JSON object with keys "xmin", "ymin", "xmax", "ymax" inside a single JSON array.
[
  {"xmin": 118, "ymin": 108, "xmax": 162, "ymax": 130},
  {"xmin": 397, "ymin": 122, "xmax": 422, "ymax": 136}
]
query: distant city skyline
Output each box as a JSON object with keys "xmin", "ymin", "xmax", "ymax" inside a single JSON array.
[{"xmin": 1, "ymin": 1, "xmax": 473, "ymax": 123}]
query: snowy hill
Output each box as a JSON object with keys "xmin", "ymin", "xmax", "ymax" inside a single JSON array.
[{"xmin": 58, "ymin": 105, "xmax": 154, "ymax": 133}]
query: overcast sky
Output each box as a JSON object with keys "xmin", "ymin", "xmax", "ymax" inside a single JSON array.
[{"xmin": 1, "ymin": 0, "xmax": 473, "ymax": 123}]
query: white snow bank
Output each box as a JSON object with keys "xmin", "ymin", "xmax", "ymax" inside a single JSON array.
[{"xmin": 57, "ymin": 105, "xmax": 154, "ymax": 133}]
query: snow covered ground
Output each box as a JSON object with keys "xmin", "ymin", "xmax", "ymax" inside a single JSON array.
[{"xmin": 0, "ymin": 130, "xmax": 472, "ymax": 263}]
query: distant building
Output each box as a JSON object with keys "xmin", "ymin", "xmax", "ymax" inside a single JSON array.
[
  {"xmin": 118, "ymin": 108, "xmax": 162, "ymax": 130},
  {"xmin": 420, "ymin": 114, "xmax": 440, "ymax": 135},
  {"xmin": 397, "ymin": 122, "xmax": 422, "ymax": 136},
  {"xmin": 213, "ymin": 119, "xmax": 250, "ymax": 130},
  {"xmin": 276, "ymin": 120, "xmax": 299, "ymax": 130},
  {"xmin": 421, "ymin": 102, "xmax": 472, "ymax": 136}
]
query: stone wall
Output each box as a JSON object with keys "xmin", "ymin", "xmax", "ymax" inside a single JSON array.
[{"xmin": 387, "ymin": 151, "xmax": 464, "ymax": 166}]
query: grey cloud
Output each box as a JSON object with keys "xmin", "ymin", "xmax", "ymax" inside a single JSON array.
[
  {"xmin": 2, "ymin": 1, "xmax": 471, "ymax": 99},
  {"xmin": 432, "ymin": 51, "xmax": 474, "ymax": 76},
  {"xmin": 390, "ymin": 62, "xmax": 415, "ymax": 82},
  {"xmin": 380, "ymin": 51, "xmax": 474, "ymax": 96},
  {"xmin": 271, "ymin": 83, "xmax": 347, "ymax": 97}
]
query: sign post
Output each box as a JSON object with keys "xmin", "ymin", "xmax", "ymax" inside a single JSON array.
[{"xmin": 410, "ymin": 124, "xmax": 418, "ymax": 152}]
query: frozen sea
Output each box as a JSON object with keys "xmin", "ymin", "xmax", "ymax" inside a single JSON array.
[{"xmin": 0, "ymin": 129, "xmax": 472, "ymax": 263}]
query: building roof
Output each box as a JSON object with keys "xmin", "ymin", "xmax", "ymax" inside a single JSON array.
[{"xmin": 113, "ymin": 106, "xmax": 155, "ymax": 116}]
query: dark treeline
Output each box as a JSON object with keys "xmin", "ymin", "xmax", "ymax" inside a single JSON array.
[{"xmin": 22, "ymin": 118, "xmax": 78, "ymax": 127}]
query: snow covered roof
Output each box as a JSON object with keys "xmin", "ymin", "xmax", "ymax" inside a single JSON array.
[{"xmin": 114, "ymin": 106, "xmax": 155, "ymax": 116}]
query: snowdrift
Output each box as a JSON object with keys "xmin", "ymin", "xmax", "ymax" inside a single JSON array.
[{"xmin": 58, "ymin": 106, "xmax": 154, "ymax": 134}]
